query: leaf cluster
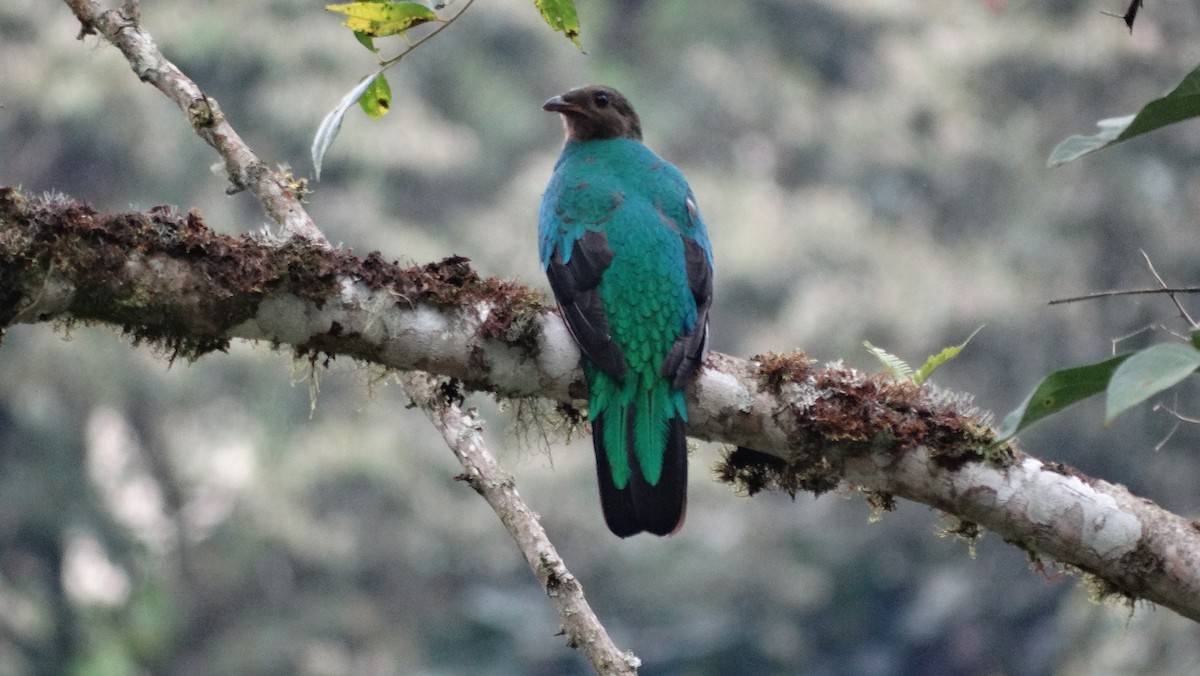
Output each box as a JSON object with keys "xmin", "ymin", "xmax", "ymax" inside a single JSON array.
[
  {"xmin": 998, "ymin": 337, "xmax": 1200, "ymax": 441},
  {"xmin": 313, "ymin": 0, "xmax": 581, "ymax": 178}
]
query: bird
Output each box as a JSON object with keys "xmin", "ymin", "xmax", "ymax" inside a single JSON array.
[{"xmin": 538, "ymin": 85, "xmax": 714, "ymax": 537}]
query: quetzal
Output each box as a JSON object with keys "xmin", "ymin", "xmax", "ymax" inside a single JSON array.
[{"xmin": 539, "ymin": 85, "xmax": 714, "ymax": 537}]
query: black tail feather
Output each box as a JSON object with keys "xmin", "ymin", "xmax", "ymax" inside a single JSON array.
[{"xmin": 592, "ymin": 408, "xmax": 688, "ymax": 537}]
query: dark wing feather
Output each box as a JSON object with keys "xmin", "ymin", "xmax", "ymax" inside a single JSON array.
[
  {"xmin": 544, "ymin": 229, "xmax": 628, "ymax": 379},
  {"xmin": 661, "ymin": 236, "xmax": 714, "ymax": 389}
]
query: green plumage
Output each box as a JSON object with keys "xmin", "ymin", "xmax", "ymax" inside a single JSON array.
[{"xmin": 588, "ymin": 364, "xmax": 686, "ymax": 488}]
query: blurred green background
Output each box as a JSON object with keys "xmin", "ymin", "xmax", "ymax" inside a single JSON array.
[{"xmin": 3, "ymin": 0, "xmax": 1200, "ymax": 673}]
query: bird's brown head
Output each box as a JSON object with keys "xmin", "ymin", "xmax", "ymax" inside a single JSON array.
[{"xmin": 543, "ymin": 85, "xmax": 643, "ymax": 142}]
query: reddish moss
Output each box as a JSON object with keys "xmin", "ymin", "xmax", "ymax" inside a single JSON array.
[
  {"xmin": 809, "ymin": 365, "xmax": 999, "ymax": 470},
  {"xmin": 477, "ymin": 277, "xmax": 546, "ymax": 349},
  {"xmin": 753, "ymin": 350, "xmax": 816, "ymax": 390},
  {"xmin": 718, "ymin": 355, "xmax": 1005, "ymax": 500}
]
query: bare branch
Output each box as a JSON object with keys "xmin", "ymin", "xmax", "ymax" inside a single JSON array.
[
  {"xmin": 1049, "ymin": 286, "xmax": 1200, "ymax": 305},
  {"xmin": 1048, "ymin": 251, "xmax": 1200, "ymax": 324},
  {"xmin": 1141, "ymin": 249, "xmax": 1199, "ymax": 328},
  {"xmin": 61, "ymin": 0, "xmax": 325, "ymax": 244},
  {"xmin": 401, "ymin": 372, "xmax": 639, "ymax": 674},
  {"xmin": 4, "ymin": 189, "xmax": 1200, "ymax": 623}
]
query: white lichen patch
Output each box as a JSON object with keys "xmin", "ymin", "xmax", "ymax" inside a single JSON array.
[
  {"xmin": 536, "ymin": 314, "xmax": 581, "ymax": 375},
  {"xmin": 696, "ymin": 367, "xmax": 752, "ymax": 415},
  {"xmin": 1020, "ymin": 460, "xmax": 1141, "ymax": 558}
]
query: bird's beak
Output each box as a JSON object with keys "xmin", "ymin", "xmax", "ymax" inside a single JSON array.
[{"xmin": 543, "ymin": 95, "xmax": 580, "ymax": 114}]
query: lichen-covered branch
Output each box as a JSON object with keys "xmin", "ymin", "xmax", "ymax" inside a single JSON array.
[
  {"xmin": 2, "ymin": 188, "xmax": 1199, "ymax": 624},
  {"xmin": 401, "ymin": 372, "xmax": 639, "ymax": 674},
  {"xmin": 62, "ymin": 0, "xmax": 324, "ymax": 244}
]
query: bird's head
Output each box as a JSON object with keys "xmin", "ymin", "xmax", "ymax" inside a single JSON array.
[{"xmin": 543, "ymin": 85, "xmax": 643, "ymax": 142}]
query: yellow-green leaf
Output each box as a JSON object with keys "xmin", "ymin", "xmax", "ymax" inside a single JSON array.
[
  {"xmin": 359, "ymin": 73, "xmax": 391, "ymax": 119},
  {"xmin": 533, "ymin": 0, "xmax": 582, "ymax": 49},
  {"xmin": 326, "ymin": 2, "xmax": 438, "ymax": 37},
  {"xmin": 912, "ymin": 325, "xmax": 983, "ymax": 386}
]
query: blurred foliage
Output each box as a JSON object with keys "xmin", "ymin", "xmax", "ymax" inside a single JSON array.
[{"xmin": 3, "ymin": 0, "xmax": 1200, "ymax": 674}]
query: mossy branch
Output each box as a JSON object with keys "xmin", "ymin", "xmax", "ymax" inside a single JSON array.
[{"xmin": 3, "ymin": 187, "xmax": 1199, "ymax": 623}]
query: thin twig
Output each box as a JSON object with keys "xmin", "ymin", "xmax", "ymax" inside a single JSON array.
[
  {"xmin": 1049, "ymin": 286, "xmax": 1200, "ymax": 305},
  {"xmin": 1049, "ymin": 251, "xmax": 1200, "ymax": 326},
  {"xmin": 1099, "ymin": 0, "xmax": 1144, "ymax": 31},
  {"xmin": 378, "ymin": 0, "xmax": 479, "ymax": 69},
  {"xmin": 1108, "ymin": 323, "xmax": 1180, "ymax": 356},
  {"xmin": 1152, "ymin": 396, "xmax": 1200, "ymax": 451},
  {"xmin": 400, "ymin": 372, "xmax": 639, "ymax": 675},
  {"xmin": 1141, "ymin": 249, "xmax": 1198, "ymax": 328},
  {"xmin": 62, "ymin": 0, "xmax": 326, "ymax": 244}
]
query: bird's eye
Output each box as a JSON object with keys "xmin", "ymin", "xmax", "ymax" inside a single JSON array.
[{"xmin": 594, "ymin": 92, "xmax": 610, "ymax": 108}]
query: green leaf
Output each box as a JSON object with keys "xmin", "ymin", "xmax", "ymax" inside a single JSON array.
[
  {"xmin": 995, "ymin": 354, "xmax": 1131, "ymax": 442},
  {"xmin": 533, "ymin": 0, "xmax": 582, "ymax": 49},
  {"xmin": 326, "ymin": 2, "xmax": 438, "ymax": 37},
  {"xmin": 353, "ymin": 30, "xmax": 378, "ymax": 52},
  {"xmin": 863, "ymin": 341, "xmax": 913, "ymax": 382},
  {"xmin": 312, "ymin": 66, "xmax": 388, "ymax": 180},
  {"xmin": 358, "ymin": 72, "xmax": 391, "ymax": 119},
  {"xmin": 913, "ymin": 326, "xmax": 983, "ymax": 386},
  {"xmin": 1105, "ymin": 343, "xmax": 1200, "ymax": 424},
  {"xmin": 1048, "ymin": 62, "xmax": 1200, "ymax": 167}
]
